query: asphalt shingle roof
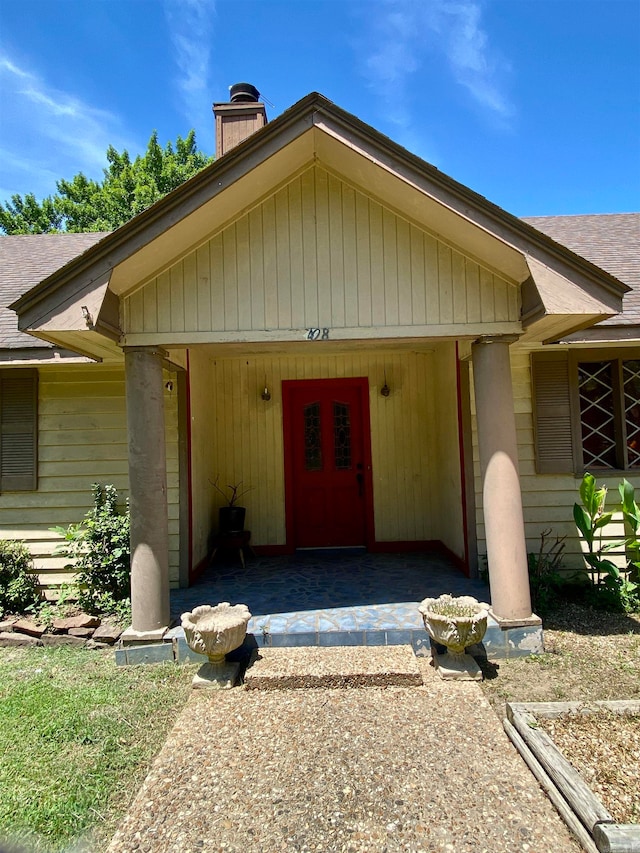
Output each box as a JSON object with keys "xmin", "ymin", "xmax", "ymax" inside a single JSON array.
[
  {"xmin": 522, "ymin": 213, "xmax": 640, "ymax": 326},
  {"xmin": 0, "ymin": 232, "xmax": 107, "ymax": 349}
]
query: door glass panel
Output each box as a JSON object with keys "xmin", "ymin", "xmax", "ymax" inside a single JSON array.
[
  {"xmin": 623, "ymin": 360, "xmax": 640, "ymax": 468},
  {"xmin": 304, "ymin": 402, "xmax": 322, "ymax": 471},
  {"xmin": 578, "ymin": 362, "xmax": 617, "ymax": 468},
  {"xmin": 333, "ymin": 401, "xmax": 352, "ymax": 470}
]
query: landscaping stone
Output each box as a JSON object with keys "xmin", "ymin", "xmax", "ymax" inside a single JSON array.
[
  {"xmin": 52, "ymin": 614, "xmax": 101, "ymax": 631},
  {"xmin": 0, "ymin": 618, "xmax": 17, "ymax": 632},
  {"xmin": 40, "ymin": 634, "xmax": 86, "ymax": 647},
  {"xmin": 13, "ymin": 619, "xmax": 47, "ymax": 638},
  {"xmin": 92, "ymin": 625, "xmax": 123, "ymax": 644},
  {"xmin": 68, "ymin": 627, "xmax": 95, "ymax": 638},
  {"xmin": 0, "ymin": 631, "xmax": 39, "ymax": 647}
]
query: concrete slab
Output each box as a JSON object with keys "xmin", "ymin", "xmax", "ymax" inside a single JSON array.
[{"xmin": 244, "ymin": 644, "xmax": 423, "ymax": 690}]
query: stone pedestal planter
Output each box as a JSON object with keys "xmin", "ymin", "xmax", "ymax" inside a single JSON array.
[
  {"xmin": 181, "ymin": 602, "xmax": 251, "ymax": 689},
  {"xmin": 418, "ymin": 594, "xmax": 489, "ymax": 681}
]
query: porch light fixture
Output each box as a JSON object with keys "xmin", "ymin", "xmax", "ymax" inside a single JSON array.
[
  {"xmin": 261, "ymin": 377, "xmax": 271, "ymax": 402},
  {"xmin": 380, "ymin": 371, "xmax": 390, "ymax": 397}
]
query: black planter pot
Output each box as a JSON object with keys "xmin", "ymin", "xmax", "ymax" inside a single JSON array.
[{"xmin": 219, "ymin": 505, "xmax": 246, "ymax": 535}]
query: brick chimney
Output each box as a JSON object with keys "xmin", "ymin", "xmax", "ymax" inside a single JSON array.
[{"xmin": 213, "ymin": 83, "xmax": 267, "ymax": 157}]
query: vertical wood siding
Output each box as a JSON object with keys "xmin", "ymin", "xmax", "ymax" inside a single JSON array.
[
  {"xmin": 188, "ymin": 345, "xmax": 464, "ymax": 565},
  {"xmin": 124, "ymin": 166, "xmax": 518, "ymax": 336},
  {"xmin": 0, "ymin": 364, "xmax": 181, "ymax": 589}
]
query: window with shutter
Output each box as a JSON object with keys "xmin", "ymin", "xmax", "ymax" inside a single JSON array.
[
  {"xmin": 531, "ymin": 350, "xmax": 640, "ymax": 474},
  {"xmin": 0, "ymin": 369, "xmax": 38, "ymax": 491},
  {"xmin": 531, "ymin": 352, "xmax": 576, "ymax": 473}
]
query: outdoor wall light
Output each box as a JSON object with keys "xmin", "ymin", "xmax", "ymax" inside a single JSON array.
[
  {"xmin": 261, "ymin": 377, "xmax": 271, "ymax": 401},
  {"xmin": 380, "ymin": 371, "xmax": 390, "ymax": 397}
]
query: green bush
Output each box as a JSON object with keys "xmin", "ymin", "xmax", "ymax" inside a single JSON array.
[
  {"xmin": 0, "ymin": 539, "xmax": 41, "ymax": 616},
  {"xmin": 573, "ymin": 473, "xmax": 640, "ymax": 614},
  {"xmin": 52, "ymin": 484, "xmax": 130, "ymax": 615}
]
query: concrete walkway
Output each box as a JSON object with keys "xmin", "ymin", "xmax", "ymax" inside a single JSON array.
[{"xmin": 107, "ymin": 648, "xmax": 579, "ymax": 853}]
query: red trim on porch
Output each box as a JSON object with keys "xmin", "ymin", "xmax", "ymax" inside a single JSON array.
[
  {"xmin": 185, "ymin": 351, "xmax": 197, "ymax": 584},
  {"xmin": 455, "ymin": 342, "xmax": 471, "ymax": 577}
]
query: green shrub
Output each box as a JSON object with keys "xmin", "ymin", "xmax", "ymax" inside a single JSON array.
[
  {"xmin": 573, "ymin": 473, "xmax": 640, "ymax": 614},
  {"xmin": 0, "ymin": 539, "xmax": 41, "ymax": 616},
  {"xmin": 52, "ymin": 484, "xmax": 130, "ymax": 615}
]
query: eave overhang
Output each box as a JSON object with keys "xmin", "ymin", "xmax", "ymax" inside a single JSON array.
[{"xmin": 10, "ymin": 92, "xmax": 628, "ymax": 350}]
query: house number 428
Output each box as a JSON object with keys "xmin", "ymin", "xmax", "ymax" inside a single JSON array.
[{"xmin": 306, "ymin": 328, "xmax": 330, "ymax": 340}]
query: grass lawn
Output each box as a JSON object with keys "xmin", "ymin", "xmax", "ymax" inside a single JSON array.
[{"xmin": 0, "ymin": 645, "xmax": 195, "ymax": 853}]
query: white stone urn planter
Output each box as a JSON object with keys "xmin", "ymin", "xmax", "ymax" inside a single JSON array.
[
  {"xmin": 418, "ymin": 594, "xmax": 490, "ymax": 681},
  {"xmin": 181, "ymin": 602, "xmax": 251, "ymax": 689}
]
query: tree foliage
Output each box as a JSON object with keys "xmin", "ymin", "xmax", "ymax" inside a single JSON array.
[{"xmin": 0, "ymin": 130, "xmax": 212, "ymax": 235}]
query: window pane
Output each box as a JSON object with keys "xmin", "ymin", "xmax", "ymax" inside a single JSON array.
[
  {"xmin": 623, "ymin": 360, "xmax": 640, "ymax": 468},
  {"xmin": 333, "ymin": 402, "xmax": 352, "ymax": 470},
  {"xmin": 578, "ymin": 362, "xmax": 617, "ymax": 468},
  {"xmin": 304, "ymin": 402, "xmax": 322, "ymax": 471}
]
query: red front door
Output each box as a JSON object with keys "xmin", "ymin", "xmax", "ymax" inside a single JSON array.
[{"xmin": 283, "ymin": 378, "xmax": 373, "ymax": 548}]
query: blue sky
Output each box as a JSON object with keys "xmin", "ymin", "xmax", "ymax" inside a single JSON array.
[{"xmin": 0, "ymin": 0, "xmax": 638, "ymax": 218}]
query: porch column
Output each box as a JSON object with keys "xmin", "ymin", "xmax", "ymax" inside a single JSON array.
[
  {"xmin": 471, "ymin": 336, "xmax": 533, "ymax": 621},
  {"xmin": 124, "ymin": 346, "xmax": 170, "ymax": 636}
]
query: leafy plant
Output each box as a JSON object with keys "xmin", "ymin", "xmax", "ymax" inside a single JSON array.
[
  {"xmin": 573, "ymin": 473, "xmax": 639, "ymax": 613},
  {"xmin": 52, "ymin": 484, "xmax": 130, "ymax": 615},
  {"xmin": 0, "ymin": 539, "xmax": 41, "ymax": 616}
]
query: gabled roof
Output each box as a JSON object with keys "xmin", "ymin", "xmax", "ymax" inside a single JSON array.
[
  {"xmin": 5, "ymin": 93, "xmax": 631, "ymax": 354},
  {"xmin": 523, "ymin": 213, "xmax": 640, "ymax": 329},
  {"xmin": 0, "ymin": 232, "xmax": 106, "ymax": 357}
]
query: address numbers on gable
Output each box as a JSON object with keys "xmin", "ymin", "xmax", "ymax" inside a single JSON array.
[{"xmin": 306, "ymin": 328, "xmax": 330, "ymax": 340}]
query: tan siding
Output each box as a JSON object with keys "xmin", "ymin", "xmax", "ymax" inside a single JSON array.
[
  {"xmin": 187, "ymin": 347, "xmax": 461, "ymax": 562},
  {"xmin": 468, "ymin": 347, "xmax": 639, "ymax": 574},
  {"xmin": 0, "ymin": 364, "xmax": 181, "ymax": 590},
  {"xmin": 124, "ymin": 166, "xmax": 519, "ymax": 338}
]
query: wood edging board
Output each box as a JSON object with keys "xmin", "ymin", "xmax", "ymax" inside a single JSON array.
[{"xmin": 505, "ymin": 701, "xmax": 640, "ymax": 853}]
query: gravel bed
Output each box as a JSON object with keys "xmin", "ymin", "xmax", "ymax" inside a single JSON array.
[{"xmin": 106, "ymin": 655, "xmax": 579, "ymax": 853}]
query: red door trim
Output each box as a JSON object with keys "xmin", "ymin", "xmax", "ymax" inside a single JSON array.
[{"xmin": 282, "ymin": 377, "xmax": 375, "ymax": 551}]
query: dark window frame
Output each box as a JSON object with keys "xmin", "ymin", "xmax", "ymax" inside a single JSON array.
[{"xmin": 532, "ymin": 348, "xmax": 640, "ymax": 476}]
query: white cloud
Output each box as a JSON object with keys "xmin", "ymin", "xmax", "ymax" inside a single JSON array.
[
  {"xmin": 0, "ymin": 54, "xmax": 132, "ymax": 200},
  {"xmin": 356, "ymin": 0, "xmax": 513, "ymax": 129},
  {"xmin": 163, "ymin": 0, "xmax": 217, "ymax": 144}
]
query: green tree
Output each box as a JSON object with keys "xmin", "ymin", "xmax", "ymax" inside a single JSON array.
[{"xmin": 0, "ymin": 130, "xmax": 212, "ymax": 235}]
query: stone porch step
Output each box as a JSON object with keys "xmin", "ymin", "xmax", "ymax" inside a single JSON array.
[{"xmin": 243, "ymin": 644, "xmax": 423, "ymax": 690}]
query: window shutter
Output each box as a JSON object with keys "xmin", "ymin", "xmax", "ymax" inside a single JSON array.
[
  {"xmin": 0, "ymin": 369, "xmax": 38, "ymax": 491},
  {"xmin": 531, "ymin": 352, "xmax": 575, "ymax": 474}
]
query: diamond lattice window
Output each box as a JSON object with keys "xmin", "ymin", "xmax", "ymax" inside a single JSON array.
[
  {"xmin": 577, "ymin": 358, "xmax": 640, "ymax": 471},
  {"xmin": 578, "ymin": 362, "xmax": 617, "ymax": 468}
]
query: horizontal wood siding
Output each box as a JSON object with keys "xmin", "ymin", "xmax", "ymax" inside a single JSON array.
[
  {"xmin": 124, "ymin": 166, "xmax": 518, "ymax": 337},
  {"xmin": 0, "ymin": 364, "xmax": 181, "ymax": 589},
  {"xmin": 188, "ymin": 347, "xmax": 456, "ymax": 564},
  {"xmin": 469, "ymin": 347, "xmax": 640, "ymax": 573}
]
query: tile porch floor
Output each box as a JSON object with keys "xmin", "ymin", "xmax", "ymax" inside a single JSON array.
[{"xmin": 169, "ymin": 549, "xmax": 494, "ymax": 651}]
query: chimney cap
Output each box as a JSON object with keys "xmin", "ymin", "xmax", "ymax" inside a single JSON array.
[{"xmin": 229, "ymin": 82, "xmax": 260, "ymax": 103}]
